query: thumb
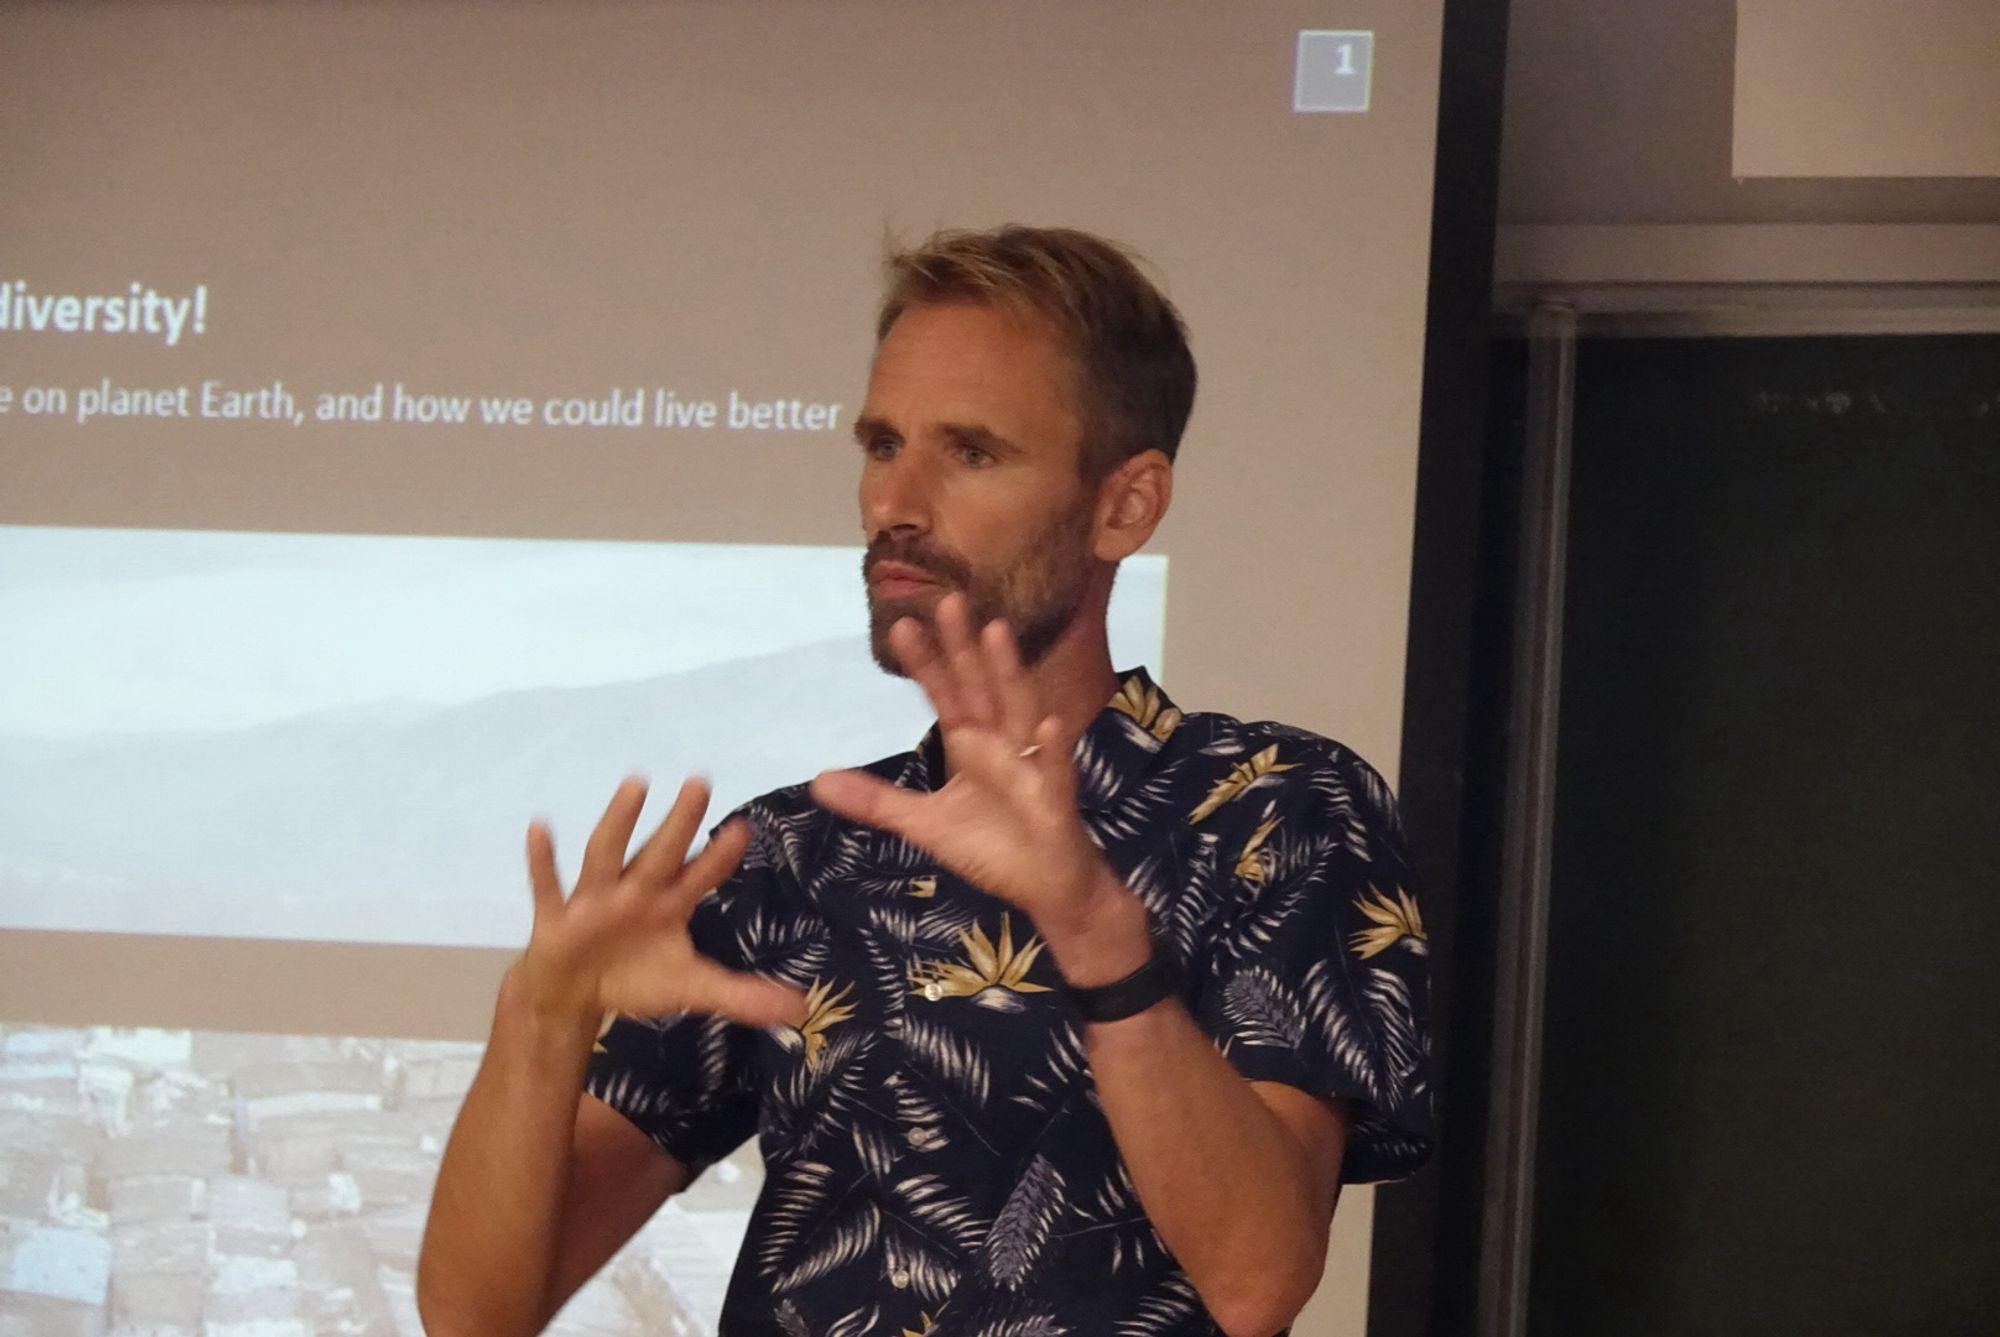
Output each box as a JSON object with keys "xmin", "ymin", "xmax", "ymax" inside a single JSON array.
[
  {"xmin": 684, "ymin": 959, "xmax": 809, "ymax": 1030},
  {"xmin": 810, "ymin": 768, "xmax": 922, "ymax": 834}
]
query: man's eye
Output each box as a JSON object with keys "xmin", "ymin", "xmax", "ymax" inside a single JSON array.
[
  {"xmin": 863, "ymin": 437, "xmax": 897, "ymax": 459},
  {"xmin": 958, "ymin": 445, "xmax": 992, "ymax": 467}
]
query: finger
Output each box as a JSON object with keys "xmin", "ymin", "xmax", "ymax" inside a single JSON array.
[
  {"xmin": 1037, "ymin": 715, "xmax": 1081, "ymax": 805},
  {"xmin": 525, "ymin": 820, "xmax": 565, "ymax": 928},
  {"xmin": 628, "ymin": 775, "xmax": 712, "ymax": 886},
  {"xmin": 985, "ymin": 617, "xmax": 1039, "ymax": 743},
  {"xmin": 580, "ymin": 776, "xmax": 648, "ymax": 893},
  {"xmin": 938, "ymin": 593, "xmax": 998, "ymax": 726},
  {"xmin": 810, "ymin": 768, "xmax": 927, "ymax": 836},
  {"xmin": 681, "ymin": 958, "xmax": 810, "ymax": 1030},
  {"xmin": 662, "ymin": 816, "xmax": 753, "ymax": 911},
  {"xmin": 890, "ymin": 615, "xmax": 967, "ymax": 727},
  {"xmin": 1030, "ymin": 713, "xmax": 1070, "ymax": 785}
]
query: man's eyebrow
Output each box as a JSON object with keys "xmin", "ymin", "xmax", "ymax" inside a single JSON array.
[
  {"xmin": 852, "ymin": 414, "xmax": 895, "ymax": 445},
  {"xmin": 939, "ymin": 421, "xmax": 1018, "ymax": 456},
  {"xmin": 851, "ymin": 416, "xmax": 1018, "ymax": 457}
]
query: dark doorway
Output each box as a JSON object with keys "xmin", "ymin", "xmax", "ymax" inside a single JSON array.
[{"xmin": 1527, "ymin": 334, "xmax": 2000, "ymax": 1335}]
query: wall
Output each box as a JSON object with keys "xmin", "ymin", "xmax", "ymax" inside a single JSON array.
[{"xmin": 1494, "ymin": 0, "xmax": 2000, "ymax": 308}]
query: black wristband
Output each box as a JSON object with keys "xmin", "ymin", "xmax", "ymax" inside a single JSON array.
[{"xmin": 1062, "ymin": 936, "xmax": 1183, "ymax": 1023}]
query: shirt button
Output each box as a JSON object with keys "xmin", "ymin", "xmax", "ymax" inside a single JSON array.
[
  {"xmin": 922, "ymin": 981, "xmax": 943, "ymax": 1002},
  {"xmin": 890, "ymin": 1268, "xmax": 911, "ymax": 1289}
]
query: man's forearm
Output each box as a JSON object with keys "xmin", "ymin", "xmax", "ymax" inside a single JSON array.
[
  {"xmin": 1049, "ymin": 881, "xmax": 1337, "ymax": 1337},
  {"xmin": 417, "ymin": 965, "xmax": 603, "ymax": 1337},
  {"xmin": 1085, "ymin": 998, "xmax": 1337, "ymax": 1337}
]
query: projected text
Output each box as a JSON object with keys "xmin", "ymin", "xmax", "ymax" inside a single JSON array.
[{"xmin": 0, "ymin": 379, "xmax": 844, "ymax": 435}]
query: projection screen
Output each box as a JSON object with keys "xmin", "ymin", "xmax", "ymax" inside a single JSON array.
[{"xmin": 0, "ymin": 4, "xmax": 1446, "ymax": 1334}]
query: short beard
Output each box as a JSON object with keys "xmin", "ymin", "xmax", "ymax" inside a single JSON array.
[{"xmin": 864, "ymin": 501, "xmax": 1095, "ymax": 677}]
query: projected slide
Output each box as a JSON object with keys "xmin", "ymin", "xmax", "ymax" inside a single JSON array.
[{"xmin": 0, "ymin": 528, "xmax": 1166, "ymax": 946}]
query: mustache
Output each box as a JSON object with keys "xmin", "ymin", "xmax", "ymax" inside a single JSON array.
[{"xmin": 862, "ymin": 537, "xmax": 972, "ymax": 589}]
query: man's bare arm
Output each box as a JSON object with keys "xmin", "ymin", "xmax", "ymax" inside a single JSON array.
[
  {"xmin": 417, "ymin": 970, "xmax": 685, "ymax": 1337},
  {"xmin": 416, "ymin": 779, "xmax": 805, "ymax": 1337},
  {"xmin": 1076, "ymin": 944, "xmax": 1345, "ymax": 1334},
  {"xmin": 1097, "ymin": 1056, "xmax": 1342, "ymax": 1335}
]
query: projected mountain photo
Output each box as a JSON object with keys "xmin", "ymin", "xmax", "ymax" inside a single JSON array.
[
  {"xmin": 0, "ymin": 640, "xmax": 931, "ymax": 946},
  {"xmin": 0, "ymin": 526, "xmax": 1167, "ymax": 948}
]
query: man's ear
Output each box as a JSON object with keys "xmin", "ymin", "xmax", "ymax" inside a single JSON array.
[{"xmin": 1093, "ymin": 449, "xmax": 1174, "ymax": 562}]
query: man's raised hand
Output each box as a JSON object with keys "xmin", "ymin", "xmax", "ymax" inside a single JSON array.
[
  {"xmin": 516, "ymin": 776, "xmax": 806, "ymax": 1031},
  {"xmin": 808, "ymin": 593, "xmax": 1122, "ymax": 945}
]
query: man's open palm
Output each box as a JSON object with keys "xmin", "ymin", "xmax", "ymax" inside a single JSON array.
[
  {"xmin": 810, "ymin": 594, "xmax": 1109, "ymax": 928},
  {"xmin": 518, "ymin": 777, "xmax": 806, "ymax": 1030}
]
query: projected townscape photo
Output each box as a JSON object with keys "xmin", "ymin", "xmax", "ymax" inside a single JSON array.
[
  {"xmin": 0, "ymin": 1021, "xmax": 751, "ymax": 1336},
  {"xmin": 0, "ymin": 526, "xmax": 1167, "ymax": 948}
]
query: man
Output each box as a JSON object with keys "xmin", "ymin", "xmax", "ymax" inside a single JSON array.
[{"xmin": 416, "ymin": 226, "xmax": 1432, "ymax": 1337}]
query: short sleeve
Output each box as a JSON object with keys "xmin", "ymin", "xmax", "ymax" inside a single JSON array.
[
  {"xmin": 583, "ymin": 826, "xmax": 773, "ymax": 1175},
  {"xmin": 1190, "ymin": 747, "xmax": 1435, "ymax": 1184}
]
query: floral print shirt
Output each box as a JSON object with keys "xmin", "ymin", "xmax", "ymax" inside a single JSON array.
[{"xmin": 587, "ymin": 670, "xmax": 1433, "ymax": 1336}]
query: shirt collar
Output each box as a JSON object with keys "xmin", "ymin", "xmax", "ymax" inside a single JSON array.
[{"xmin": 913, "ymin": 667, "xmax": 1182, "ymax": 812}]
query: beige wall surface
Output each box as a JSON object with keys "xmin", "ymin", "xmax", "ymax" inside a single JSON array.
[
  {"xmin": 1499, "ymin": 0, "xmax": 2000, "ymax": 227},
  {"xmin": 2, "ymin": 3, "xmax": 1446, "ymax": 1334},
  {"xmin": 1496, "ymin": 0, "xmax": 2000, "ymax": 315},
  {"xmin": 1736, "ymin": 0, "xmax": 2000, "ymax": 178}
]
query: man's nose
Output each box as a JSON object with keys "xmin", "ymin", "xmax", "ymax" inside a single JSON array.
[{"xmin": 862, "ymin": 450, "xmax": 934, "ymax": 538}]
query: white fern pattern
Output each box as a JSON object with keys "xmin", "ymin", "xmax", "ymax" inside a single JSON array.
[
  {"xmin": 1115, "ymin": 1276, "xmax": 1202, "ymax": 1337},
  {"xmin": 898, "ymin": 1015, "xmax": 994, "ymax": 1106},
  {"xmin": 894, "ymin": 1174, "xmax": 991, "ymax": 1254},
  {"xmin": 980, "ymin": 1154, "xmax": 1065, "ymax": 1288},
  {"xmin": 773, "ymin": 1200, "xmax": 882, "ymax": 1293},
  {"xmin": 881, "ymin": 1217, "xmax": 963, "ymax": 1304},
  {"xmin": 1221, "ymin": 966, "xmax": 1310, "ymax": 1051},
  {"xmin": 970, "ymin": 1316, "xmax": 1070, "ymax": 1337}
]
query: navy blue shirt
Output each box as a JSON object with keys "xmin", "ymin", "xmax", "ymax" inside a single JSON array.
[{"xmin": 589, "ymin": 670, "xmax": 1433, "ymax": 1335}]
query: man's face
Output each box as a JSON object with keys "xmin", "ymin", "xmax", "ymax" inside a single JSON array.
[{"xmin": 853, "ymin": 301, "xmax": 1100, "ymax": 675}]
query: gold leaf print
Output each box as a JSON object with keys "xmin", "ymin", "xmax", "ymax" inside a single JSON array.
[
  {"xmin": 1110, "ymin": 676, "xmax": 1182, "ymax": 742},
  {"xmin": 1349, "ymin": 885, "xmax": 1427, "ymax": 959},
  {"xmin": 908, "ymin": 875, "xmax": 938, "ymax": 899},
  {"xmin": 965, "ymin": 919, "xmax": 999, "ymax": 979},
  {"xmin": 1234, "ymin": 815, "xmax": 1282, "ymax": 886},
  {"xmin": 902, "ymin": 1316, "xmax": 936, "ymax": 1337},
  {"xmin": 909, "ymin": 913, "xmax": 1053, "ymax": 1011},
  {"xmin": 592, "ymin": 1009, "xmax": 618, "ymax": 1055},
  {"xmin": 794, "ymin": 978, "xmax": 858, "ymax": 1068},
  {"xmin": 1188, "ymin": 744, "xmax": 1299, "ymax": 824}
]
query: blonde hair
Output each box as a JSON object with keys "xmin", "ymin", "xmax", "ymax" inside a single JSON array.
[{"xmin": 876, "ymin": 225, "xmax": 1196, "ymax": 479}]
